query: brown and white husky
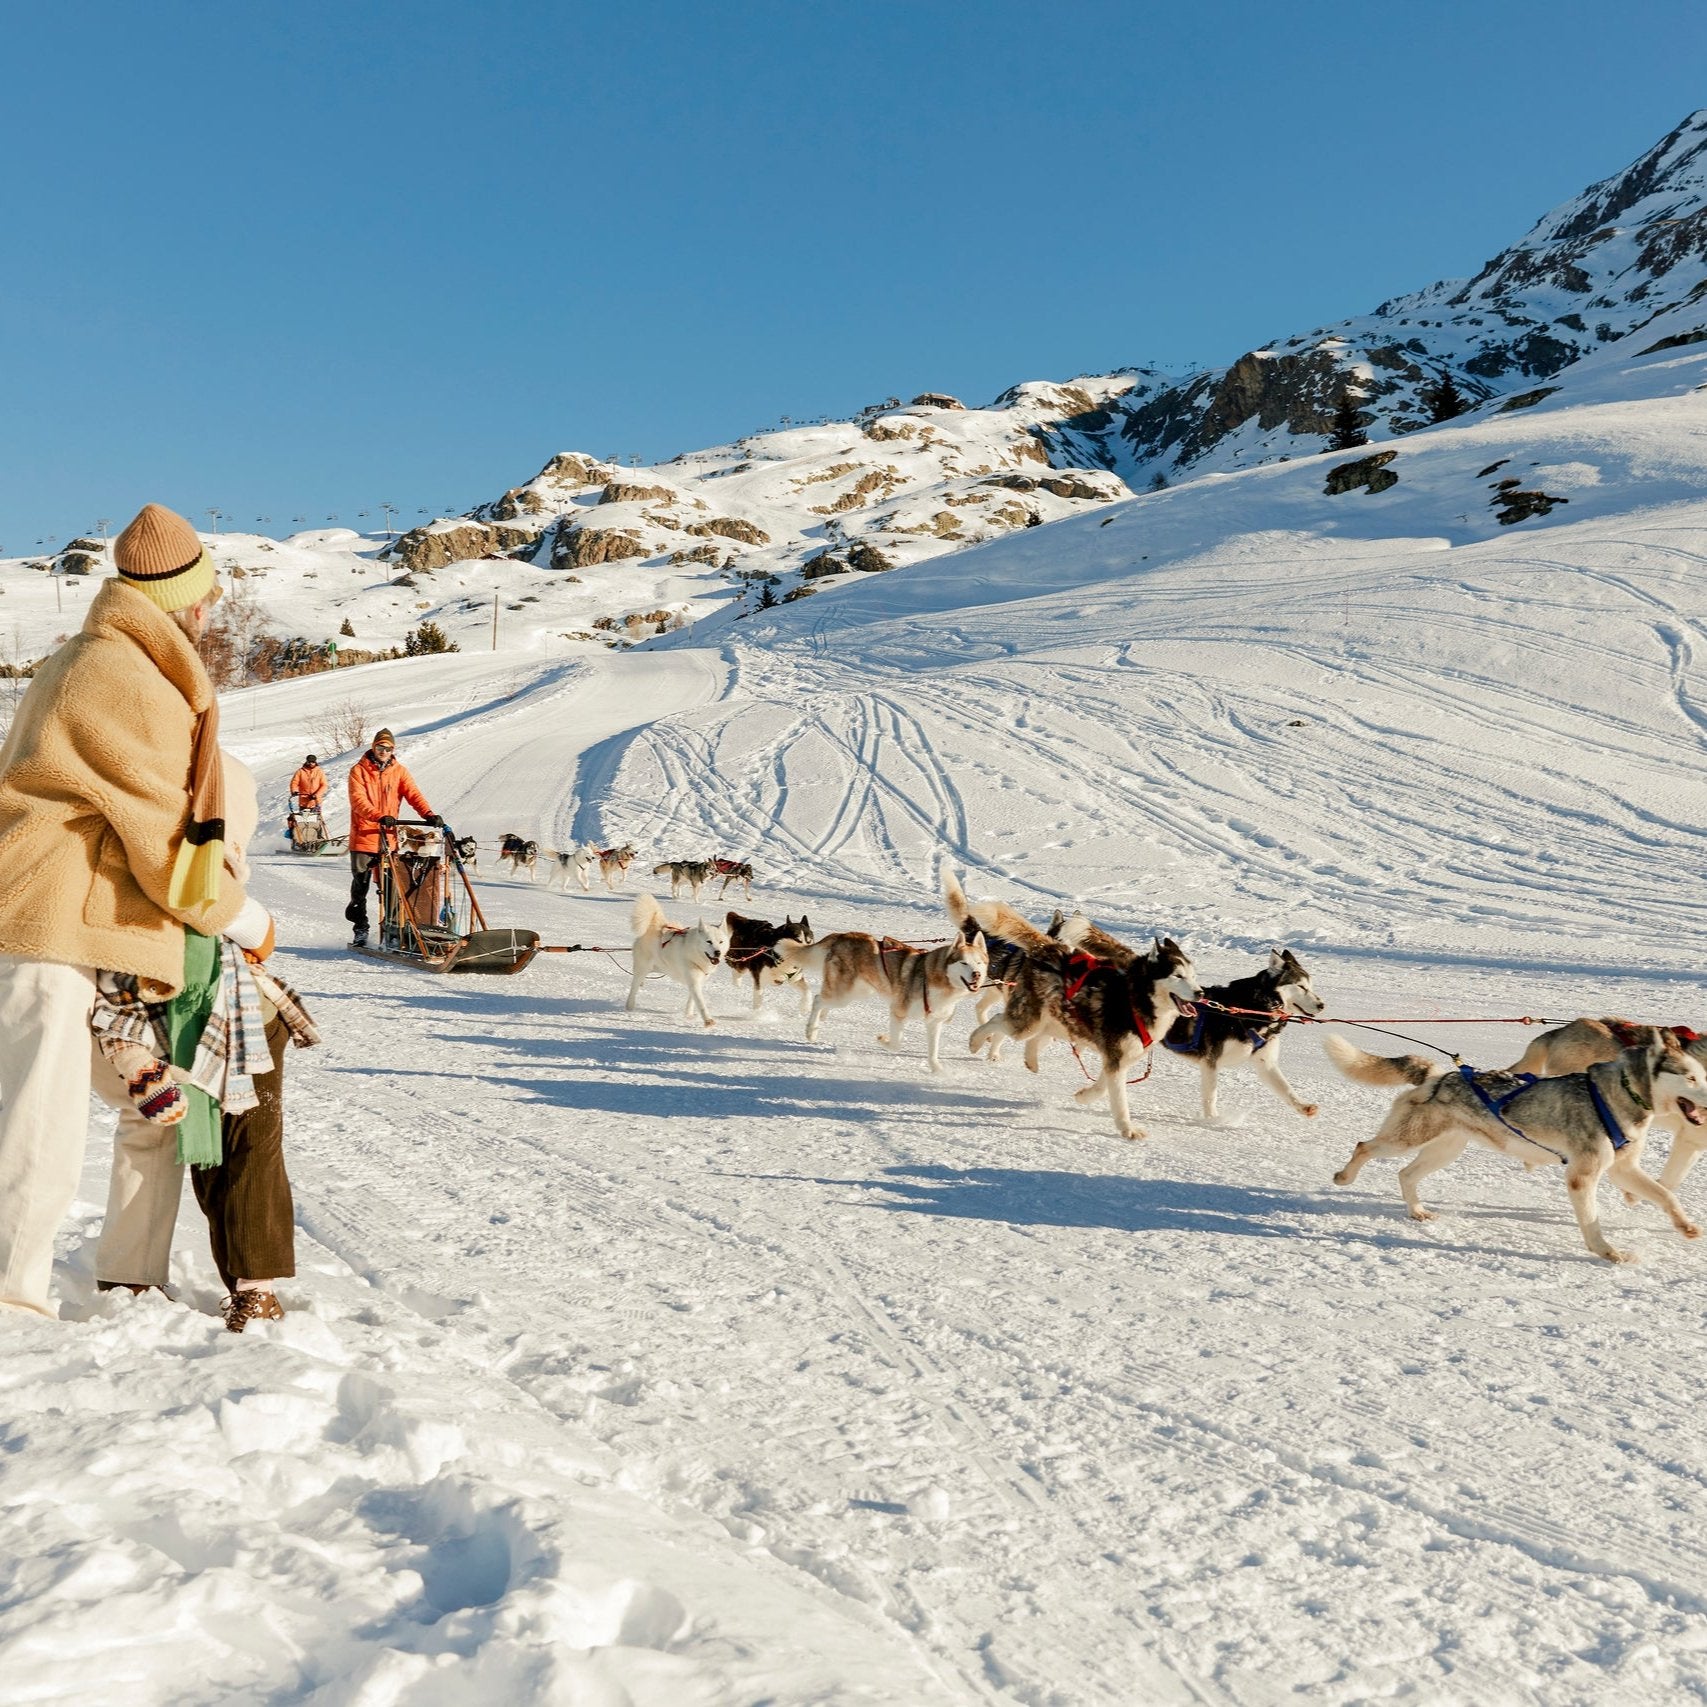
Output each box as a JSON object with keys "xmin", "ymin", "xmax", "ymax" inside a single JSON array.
[{"xmin": 778, "ymin": 926, "xmax": 989, "ymax": 1072}]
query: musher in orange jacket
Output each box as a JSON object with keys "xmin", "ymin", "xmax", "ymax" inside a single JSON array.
[{"xmin": 344, "ymin": 728, "xmax": 435, "ymax": 946}]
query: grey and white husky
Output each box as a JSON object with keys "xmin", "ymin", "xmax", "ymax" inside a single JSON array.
[
  {"xmin": 1163, "ymin": 948, "xmax": 1325, "ymax": 1123},
  {"xmin": 1326, "ymin": 1034, "xmax": 1707, "ymax": 1262},
  {"xmin": 1504, "ymin": 1016, "xmax": 1707, "ymax": 1196},
  {"xmin": 778, "ymin": 926, "xmax": 989, "ymax": 1072},
  {"xmin": 963, "ymin": 901, "xmax": 1201, "ymax": 1141},
  {"xmin": 654, "ymin": 858, "xmax": 715, "ymax": 900},
  {"xmin": 626, "ymin": 893, "xmax": 731, "ymax": 1028}
]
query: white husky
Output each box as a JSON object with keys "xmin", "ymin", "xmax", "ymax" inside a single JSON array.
[
  {"xmin": 626, "ymin": 893, "xmax": 731, "ymax": 1028},
  {"xmin": 552, "ymin": 842, "xmax": 599, "ymax": 893}
]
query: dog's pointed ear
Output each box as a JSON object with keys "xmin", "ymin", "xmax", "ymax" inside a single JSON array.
[
  {"xmin": 1268, "ymin": 946, "xmax": 1285, "ymax": 974},
  {"xmin": 1152, "ymin": 935, "xmax": 1164, "ymax": 956}
]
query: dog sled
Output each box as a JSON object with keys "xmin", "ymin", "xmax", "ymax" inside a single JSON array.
[
  {"xmin": 355, "ymin": 819, "xmax": 541, "ymax": 974},
  {"xmin": 284, "ymin": 809, "xmax": 347, "ymax": 857}
]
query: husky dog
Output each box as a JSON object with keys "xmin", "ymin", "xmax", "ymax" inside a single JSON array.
[
  {"xmin": 1325, "ymin": 1034, "xmax": 1707, "ymax": 1262},
  {"xmin": 451, "ymin": 835, "xmax": 480, "ymax": 873},
  {"xmin": 714, "ymin": 858, "xmax": 756, "ymax": 898},
  {"xmin": 1164, "ymin": 948, "xmax": 1325, "ymax": 1122},
  {"xmin": 942, "ymin": 877, "xmax": 1064, "ymax": 1049},
  {"xmin": 778, "ymin": 927, "xmax": 989, "ymax": 1072},
  {"xmin": 964, "ymin": 907, "xmax": 1200, "ymax": 1140},
  {"xmin": 726, "ymin": 910, "xmax": 814, "ymax": 1011},
  {"xmin": 550, "ymin": 842, "xmax": 598, "ymax": 892},
  {"xmin": 626, "ymin": 893, "xmax": 730, "ymax": 1028},
  {"xmin": 1505, "ymin": 1016, "xmax": 1707, "ymax": 1196},
  {"xmin": 654, "ymin": 858, "xmax": 715, "ymax": 900},
  {"xmin": 598, "ymin": 844, "xmax": 638, "ymax": 889},
  {"xmin": 498, "ymin": 833, "xmax": 539, "ymax": 879}
]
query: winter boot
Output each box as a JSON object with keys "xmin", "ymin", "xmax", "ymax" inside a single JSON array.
[{"xmin": 223, "ymin": 1288, "xmax": 284, "ymax": 1333}]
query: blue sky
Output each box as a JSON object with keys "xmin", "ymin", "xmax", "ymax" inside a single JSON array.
[{"xmin": 2, "ymin": 1, "xmax": 1703, "ymax": 549}]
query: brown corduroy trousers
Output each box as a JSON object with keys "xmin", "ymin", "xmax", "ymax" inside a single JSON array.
[{"xmin": 192, "ymin": 1016, "xmax": 296, "ymax": 1292}]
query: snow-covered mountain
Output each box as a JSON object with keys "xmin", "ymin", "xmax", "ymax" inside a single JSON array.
[
  {"xmin": 1053, "ymin": 108, "xmax": 1707, "ymax": 480},
  {"xmin": 3, "ymin": 113, "xmax": 1703, "ymax": 676}
]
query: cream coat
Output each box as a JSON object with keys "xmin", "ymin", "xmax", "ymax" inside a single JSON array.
[{"xmin": 0, "ymin": 580, "xmax": 248, "ymax": 995}]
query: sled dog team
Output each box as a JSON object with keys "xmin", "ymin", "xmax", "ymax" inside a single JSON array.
[
  {"xmin": 622, "ymin": 873, "xmax": 1707, "ymax": 1263},
  {"xmin": 486, "ymin": 835, "xmax": 755, "ymax": 899}
]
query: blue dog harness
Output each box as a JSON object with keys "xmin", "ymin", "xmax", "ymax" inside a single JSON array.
[
  {"xmin": 1459, "ymin": 1064, "xmax": 1633, "ymax": 1157},
  {"xmin": 1163, "ymin": 1007, "xmax": 1274, "ymax": 1056}
]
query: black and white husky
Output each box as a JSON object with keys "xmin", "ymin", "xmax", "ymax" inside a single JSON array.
[
  {"xmin": 1163, "ymin": 948, "xmax": 1325, "ymax": 1123},
  {"xmin": 726, "ymin": 910, "xmax": 813, "ymax": 1010},
  {"xmin": 498, "ymin": 833, "xmax": 539, "ymax": 879}
]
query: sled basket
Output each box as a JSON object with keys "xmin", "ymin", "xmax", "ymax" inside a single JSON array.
[{"xmin": 357, "ymin": 822, "xmax": 540, "ymax": 974}]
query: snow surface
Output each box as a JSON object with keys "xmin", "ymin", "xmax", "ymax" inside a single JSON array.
[{"xmin": 8, "ymin": 345, "xmax": 1707, "ymax": 1706}]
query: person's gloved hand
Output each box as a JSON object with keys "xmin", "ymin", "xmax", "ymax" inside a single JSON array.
[
  {"xmin": 225, "ymin": 899, "xmax": 274, "ymax": 962},
  {"xmin": 379, "ymin": 815, "xmax": 397, "ymax": 828},
  {"xmin": 426, "ymin": 813, "xmax": 443, "ymax": 827}
]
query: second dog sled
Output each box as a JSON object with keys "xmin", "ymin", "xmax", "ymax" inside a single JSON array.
[
  {"xmin": 284, "ymin": 809, "xmax": 348, "ymax": 857},
  {"xmin": 356, "ymin": 819, "xmax": 541, "ymax": 974}
]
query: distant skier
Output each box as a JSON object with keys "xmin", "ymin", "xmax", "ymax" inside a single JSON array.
[{"xmin": 345, "ymin": 728, "xmax": 437, "ymax": 948}]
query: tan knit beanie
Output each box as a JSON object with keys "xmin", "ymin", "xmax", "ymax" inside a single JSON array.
[{"xmin": 112, "ymin": 503, "xmax": 217, "ymax": 612}]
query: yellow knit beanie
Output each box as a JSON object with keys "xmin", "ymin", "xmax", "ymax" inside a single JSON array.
[{"xmin": 112, "ymin": 504, "xmax": 218, "ymax": 612}]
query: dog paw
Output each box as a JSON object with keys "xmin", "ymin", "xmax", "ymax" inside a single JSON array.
[
  {"xmin": 1622, "ymin": 1191, "xmax": 1641, "ymax": 1208},
  {"xmin": 1682, "ymin": 1222, "xmax": 1701, "ymax": 1241},
  {"xmin": 1119, "ymin": 1126, "xmax": 1145, "ymax": 1141},
  {"xmin": 1408, "ymin": 1207, "xmax": 1436, "ymax": 1222},
  {"xmin": 1298, "ymin": 1103, "xmax": 1319, "ymax": 1119},
  {"xmin": 1601, "ymin": 1246, "xmax": 1637, "ymax": 1263}
]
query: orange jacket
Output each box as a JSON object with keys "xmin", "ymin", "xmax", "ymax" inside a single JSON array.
[
  {"xmin": 290, "ymin": 763, "xmax": 327, "ymax": 810},
  {"xmin": 347, "ymin": 751, "xmax": 432, "ymax": 853}
]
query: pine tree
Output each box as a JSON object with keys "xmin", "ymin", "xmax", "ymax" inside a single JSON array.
[
  {"xmin": 756, "ymin": 579, "xmax": 779, "ymax": 610},
  {"xmin": 339, "ymin": 616, "xmax": 356, "ymax": 637},
  {"xmin": 1427, "ymin": 371, "xmax": 1468, "ymax": 423},
  {"xmin": 1328, "ymin": 387, "xmax": 1369, "ymax": 451},
  {"xmin": 1148, "ymin": 471, "xmax": 1169, "ymax": 492},
  {"xmin": 405, "ymin": 620, "xmax": 458, "ymax": 655}
]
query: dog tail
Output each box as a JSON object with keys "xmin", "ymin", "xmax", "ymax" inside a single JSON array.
[
  {"xmin": 1322, "ymin": 1033, "xmax": 1436, "ymax": 1086},
  {"xmin": 1058, "ymin": 912, "xmax": 1136, "ymax": 965},
  {"xmin": 967, "ymin": 899, "xmax": 1059, "ymax": 956},
  {"xmin": 943, "ymin": 870, "xmax": 971, "ymax": 929},
  {"xmin": 631, "ymin": 892, "xmax": 666, "ymax": 937}
]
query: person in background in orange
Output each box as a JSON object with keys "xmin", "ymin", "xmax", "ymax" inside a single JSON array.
[
  {"xmin": 344, "ymin": 728, "xmax": 436, "ymax": 948},
  {"xmin": 290, "ymin": 754, "xmax": 326, "ymax": 816}
]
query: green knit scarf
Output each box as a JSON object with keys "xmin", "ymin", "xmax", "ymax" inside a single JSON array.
[{"xmin": 168, "ymin": 928, "xmax": 222, "ymax": 1167}]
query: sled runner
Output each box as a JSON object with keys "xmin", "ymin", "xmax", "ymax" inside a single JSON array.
[
  {"xmin": 284, "ymin": 809, "xmax": 348, "ymax": 857},
  {"xmin": 355, "ymin": 819, "xmax": 540, "ymax": 974}
]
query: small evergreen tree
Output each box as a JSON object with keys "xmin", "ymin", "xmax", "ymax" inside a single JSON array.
[
  {"xmin": 405, "ymin": 620, "xmax": 458, "ymax": 655},
  {"xmin": 1328, "ymin": 387, "xmax": 1369, "ymax": 451},
  {"xmin": 340, "ymin": 616, "xmax": 356, "ymax": 637},
  {"xmin": 756, "ymin": 579, "xmax": 779, "ymax": 610},
  {"xmin": 1426, "ymin": 371, "xmax": 1468, "ymax": 423},
  {"xmin": 1148, "ymin": 470, "xmax": 1169, "ymax": 492}
]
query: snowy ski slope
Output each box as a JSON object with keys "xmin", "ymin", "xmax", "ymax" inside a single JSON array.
[{"xmin": 6, "ymin": 347, "xmax": 1707, "ymax": 1705}]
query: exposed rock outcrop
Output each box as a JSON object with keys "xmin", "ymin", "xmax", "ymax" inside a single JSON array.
[
  {"xmin": 685, "ymin": 517, "xmax": 770, "ymax": 546},
  {"xmin": 551, "ymin": 524, "xmax": 649, "ymax": 569},
  {"xmin": 1324, "ymin": 451, "xmax": 1399, "ymax": 496},
  {"xmin": 909, "ymin": 392, "xmax": 965, "ymax": 410},
  {"xmin": 389, "ymin": 520, "xmax": 542, "ymax": 571},
  {"xmin": 600, "ymin": 481, "xmax": 679, "ymax": 506}
]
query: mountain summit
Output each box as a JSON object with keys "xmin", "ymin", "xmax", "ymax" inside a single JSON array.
[{"xmin": 1062, "ymin": 109, "xmax": 1707, "ymax": 478}]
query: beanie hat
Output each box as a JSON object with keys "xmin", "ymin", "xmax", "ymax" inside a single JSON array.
[
  {"xmin": 373, "ymin": 728, "xmax": 395, "ymax": 747},
  {"xmin": 112, "ymin": 504, "xmax": 217, "ymax": 612}
]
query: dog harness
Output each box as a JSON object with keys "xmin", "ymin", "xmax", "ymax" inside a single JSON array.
[
  {"xmin": 1458, "ymin": 1067, "xmax": 1546, "ymax": 1146},
  {"xmin": 1588, "ymin": 1071, "xmax": 1638, "ymax": 1152},
  {"xmin": 713, "ymin": 858, "xmax": 747, "ymax": 876},
  {"xmin": 1162, "ymin": 1006, "xmax": 1274, "ymax": 1057}
]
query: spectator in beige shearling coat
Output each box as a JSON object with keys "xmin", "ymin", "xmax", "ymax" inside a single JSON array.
[{"xmin": 0, "ymin": 503, "xmax": 273, "ymax": 1317}]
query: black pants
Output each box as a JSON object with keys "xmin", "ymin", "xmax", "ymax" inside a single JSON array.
[{"xmin": 347, "ymin": 851, "xmax": 378, "ymax": 930}]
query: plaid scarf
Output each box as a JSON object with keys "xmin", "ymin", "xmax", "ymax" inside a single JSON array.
[{"xmin": 90, "ymin": 941, "xmax": 319, "ymax": 1166}]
